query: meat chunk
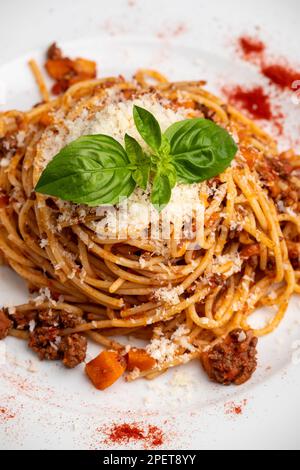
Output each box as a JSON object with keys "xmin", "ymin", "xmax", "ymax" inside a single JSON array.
[
  {"xmin": 201, "ymin": 329, "xmax": 258, "ymax": 385},
  {"xmin": 240, "ymin": 243, "xmax": 260, "ymax": 259},
  {"xmin": 28, "ymin": 326, "xmax": 87, "ymax": 368},
  {"xmin": 270, "ymin": 154, "xmax": 294, "ymax": 179},
  {"xmin": 28, "ymin": 326, "xmax": 61, "ymax": 361},
  {"xmin": 46, "ymin": 42, "xmax": 63, "ymax": 60},
  {"xmin": 37, "ymin": 309, "xmax": 59, "ymax": 327},
  {"xmin": 60, "ymin": 311, "xmax": 83, "ymax": 329},
  {"xmin": 60, "ymin": 334, "xmax": 87, "ymax": 369},
  {"xmin": 10, "ymin": 310, "xmax": 37, "ymax": 330},
  {"xmin": 10, "ymin": 308, "xmax": 81, "ymax": 330},
  {"xmin": 0, "ymin": 309, "xmax": 12, "ymax": 339},
  {"xmin": 38, "ymin": 309, "xmax": 82, "ymax": 328}
]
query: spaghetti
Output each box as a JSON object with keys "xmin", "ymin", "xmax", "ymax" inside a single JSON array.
[{"xmin": 0, "ymin": 52, "xmax": 299, "ymax": 389}]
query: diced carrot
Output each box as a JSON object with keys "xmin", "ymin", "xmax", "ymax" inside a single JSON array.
[
  {"xmin": 44, "ymin": 44, "xmax": 97, "ymax": 95},
  {"xmin": 85, "ymin": 350, "xmax": 126, "ymax": 390},
  {"xmin": 72, "ymin": 58, "xmax": 96, "ymax": 78},
  {"xmin": 45, "ymin": 58, "xmax": 73, "ymax": 80},
  {"xmin": 126, "ymin": 348, "xmax": 156, "ymax": 372}
]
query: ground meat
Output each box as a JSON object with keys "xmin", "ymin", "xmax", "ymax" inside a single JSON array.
[
  {"xmin": 206, "ymin": 274, "xmax": 226, "ymax": 289},
  {"xmin": 0, "ymin": 309, "xmax": 12, "ymax": 340},
  {"xmin": 240, "ymin": 243, "xmax": 260, "ymax": 259},
  {"xmin": 38, "ymin": 309, "xmax": 81, "ymax": 328},
  {"xmin": 28, "ymin": 326, "xmax": 61, "ymax": 361},
  {"xmin": 0, "ymin": 135, "xmax": 17, "ymax": 156},
  {"xmin": 201, "ymin": 329, "xmax": 258, "ymax": 385},
  {"xmin": 38, "ymin": 309, "xmax": 59, "ymax": 327},
  {"xmin": 11, "ymin": 308, "xmax": 81, "ymax": 330},
  {"xmin": 28, "ymin": 327, "xmax": 86, "ymax": 368},
  {"xmin": 196, "ymin": 102, "xmax": 216, "ymax": 120},
  {"xmin": 47, "ymin": 42, "xmax": 62, "ymax": 60},
  {"xmin": 9, "ymin": 310, "xmax": 37, "ymax": 330},
  {"xmin": 60, "ymin": 311, "xmax": 82, "ymax": 328},
  {"xmin": 60, "ymin": 334, "xmax": 87, "ymax": 368},
  {"xmin": 270, "ymin": 155, "xmax": 294, "ymax": 179}
]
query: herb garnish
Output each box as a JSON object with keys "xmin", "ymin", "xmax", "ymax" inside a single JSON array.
[{"xmin": 35, "ymin": 105, "xmax": 237, "ymax": 211}]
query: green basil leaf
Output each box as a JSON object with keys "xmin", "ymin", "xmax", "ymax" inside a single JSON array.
[
  {"xmin": 124, "ymin": 133, "xmax": 150, "ymax": 190},
  {"xmin": 165, "ymin": 163, "xmax": 177, "ymax": 189},
  {"xmin": 165, "ymin": 118, "xmax": 238, "ymax": 183},
  {"xmin": 35, "ymin": 135, "xmax": 136, "ymax": 206},
  {"xmin": 133, "ymin": 105, "xmax": 162, "ymax": 152},
  {"xmin": 133, "ymin": 167, "xmax": 150, "ymax": 191},
  {"xmin": 159, "ymin": 135, "xmax": 171, "ymax": 157},
  {"xmin": 151, "ymin": 173, "xmax": 172, "ymax": 212}
]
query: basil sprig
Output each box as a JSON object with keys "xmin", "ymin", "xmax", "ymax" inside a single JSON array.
[{"xmin": 36, "ymin": 105, "xmax": 237, "ymax": 211}]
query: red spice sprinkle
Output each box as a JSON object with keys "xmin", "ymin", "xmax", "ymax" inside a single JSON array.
[
  {"xmin": 0, "ymin": 407, "xmax": 16, "ymax": 422},
  {"xmin": 261, "ymin": 63, "xmax": 300, "ymax": 91},
  {"xmin": 233, "ymin": 405, "xmax": 242, "ymax": 415},
  {"xmin": 224, "ymin": 85, "xmax": 273, "ymax": 120},
  {"xmin": 225, "ymin": 399, "xmax": 247, "ymax": 416},
  {"xmin": 104, "ymin": 422, "xmax": 164, "ymax": 447},
  {"xmin": 237, "ymin": 34, "xmax": 300, "ymax": 92},
  {"xmin": 239, "ymin": 36, "xmax": 265, "ymax": 56},
  {"xmin": 148, "ymin": 425, "xmax": 164, "ymax": 447}
]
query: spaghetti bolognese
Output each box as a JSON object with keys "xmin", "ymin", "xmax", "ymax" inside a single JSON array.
[{"xmin": 0, "ymin": 44, "xmax": 299, "ymax": 390}]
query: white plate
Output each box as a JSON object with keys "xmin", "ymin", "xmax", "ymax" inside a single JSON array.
[{"xmin": 1, "ymin": 0, "xmax": 300, "ymax": 450}]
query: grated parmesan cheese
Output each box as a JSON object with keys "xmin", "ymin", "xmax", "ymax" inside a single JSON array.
[
  {"xmin": 32, "ymin": 287, "xmax": 56, "ymax": 306},
  {"xmin": 139, "ymin": 256, "xmax": 147, "ymax": 269},
  {"xmin": 153, "ymin": 285, "xmax": 183, "ymax": 306},
  {"xmin": 127, "ymin": 366, "xmax": 140, "ymax": 380},
  {"xmin": 28, "ymin": 320, "xmax": 36, "ymax": 333},
  {"xmin": 211, "ymin": 252, "xmax": 243, "ymax": 277},
  {"xmin": 169, "ymin": 370, "xmax": 193, "ymax": 388},
  {"xmin": 54, "ymin": 262, "xmax": 63, "ymax": 271},
  {"xmin": 7, "ymin": 306, "xmax": 16, "ymax": 315},
  {"xmin": 79, "ymin": 268, "xmax": 87, "ymax": 284},
  {"xmin": 40, "ymin": 92, "xmax": 188, "ymax": 168},
  {"xmin": 38, "ymin": 91, "xmax": 208, "ymax": 255},
  {"xmin": 277, "ymin": 200, "xmax": 297, "ymax": 217},
  {"xmin": 123, "ymin": 344, "xmax": 131, "ymax": 355},
  {"xmin": 237, "ymin": 331, "xmax": 247, "ymax": 342},
  {"xmin": 39, "ymin": 238, "xmax": 48, "ymax": 249},
  {"xmin": 146, "ymin": 325, "xmax": 195, "ymax": 367},
  {"xmin": 0, "ymin": 157, "xmax": 11, "ymax": 168},
  {"xmin": 268, "ymin": 291, "xmax": 277, "ymax": 300},
  {"xmin": 246, "ymin": 292, "xmax": 257, "ymax": 308},
  {"xmin": 16, "ymin": 130, "xmax": 26, "ymax": 147},
  {"xmin": 67, "ymin": 269, "xmax": 77, "ymax": 280},
  {"xmin": 26, "ymin": 359, "xmax": 38, "ymax": 373}
]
